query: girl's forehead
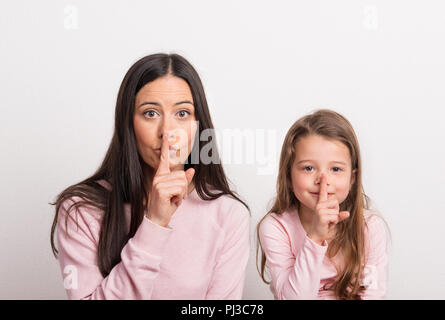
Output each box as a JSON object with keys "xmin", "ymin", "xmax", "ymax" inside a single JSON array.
[{"xmin": 294, "ymin": 135, "xmax": 351, "ymax": 161}]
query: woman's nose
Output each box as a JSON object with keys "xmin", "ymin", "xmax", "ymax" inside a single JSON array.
[{"xmin": 159, "ymin": 117, "xmax": 176, "ymax": 139}]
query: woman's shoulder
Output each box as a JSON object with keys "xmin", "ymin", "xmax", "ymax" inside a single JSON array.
[
  {"xmin": 96, "ymin": 179, "xmax": 111, "ymax": 190},
  {"xmin": 57, "ymin": 181, "xmax": 108, "ymax": 228},
  {"xmin": 192, "ymin": 188, "xmax": 250, "ymax": 228},
  {"xmin": 214, "ymin": 193, "xmax": 249, "ymax": 220}
]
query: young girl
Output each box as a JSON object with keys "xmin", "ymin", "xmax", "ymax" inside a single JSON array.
[
  {"xmin": 257, "ymin": 109, "xmax": 389, "ymax": 300},
  {"xmin": 50, "ymin": 53, "xmax": 250, "ymax": 300}
]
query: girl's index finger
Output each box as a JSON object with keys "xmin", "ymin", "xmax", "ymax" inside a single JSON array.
[
  {"xmin": 319, "ymin": 174, "xmax": 328, "ymax": 203},
  {"xmin": 156, "ymin": 133, "xmax": 170, "ymax": 175}
]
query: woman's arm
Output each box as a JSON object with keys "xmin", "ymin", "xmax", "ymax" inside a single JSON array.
[
  {"xmin": 56, "ymin": 197, "xmax": 172, "ymax": 300},
  {"xmin": 205, "ymin": 201, "xmax": 250, "ymax": 299}
]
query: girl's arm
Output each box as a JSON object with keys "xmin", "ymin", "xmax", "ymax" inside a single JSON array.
[
  {"xmin": 361, "ymin": 214, "xmax": 389, "ymax": 299},
  {"xmin": 56, "ymin": 197, "xmax": 172, "ymax": 300},
  {"xmin": 205, "ymin": 201, "xmax": 250, "ymax": 299},
  {"xmin": 259, "ymin": 215, "xmax": 328, "ymax": 299}
]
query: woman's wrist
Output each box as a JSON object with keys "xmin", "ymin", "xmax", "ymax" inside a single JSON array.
[{"xmin": 145, "ymin": 211, "xmax": 170, "ymax": 228}]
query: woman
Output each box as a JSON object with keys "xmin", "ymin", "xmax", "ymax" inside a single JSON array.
[{"xmin": 50, "ymin": 53, "xmax": 250, "ymax": 300}]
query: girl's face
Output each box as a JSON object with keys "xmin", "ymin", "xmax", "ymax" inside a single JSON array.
[
  {"xmin": 291, "ymin": 134, "xmax": 356, "ymax": 211},
  {"xmin": 133, "ymin": 75, "xmax": 198, "ymax": 172}
]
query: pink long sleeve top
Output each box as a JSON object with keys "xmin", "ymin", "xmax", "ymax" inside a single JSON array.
[
  {"xmin": 258, "ymin": 208, "xmax": 388, "ymax": 300},
  {"xmin": 56, "ymin": 180, "xmax": 250, "ymax": 300}
]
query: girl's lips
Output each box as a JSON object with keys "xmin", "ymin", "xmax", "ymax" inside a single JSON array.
[{"xmin": 310, "ymin": 192, "xmax": 334, "ymax": 197}]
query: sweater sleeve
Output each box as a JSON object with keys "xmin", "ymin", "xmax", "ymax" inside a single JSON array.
[
  {"xmin": 56, "ymin": 198, "xmax": 172, "ymax": 300},
  {"xmin": 259, "ymin": 214, "xmax": 328, "ymax": 300},
  {"xmin": 205, "ymin": 201, "xmax": 250, "ymax": 299},
  {"xmin": 360, "ymin": 214, "xmax": 389, "ymax": 300}
]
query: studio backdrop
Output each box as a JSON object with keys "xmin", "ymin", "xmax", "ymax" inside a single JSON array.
[{"xmin": 1, "ymin": 0, "xmax": 444, "ymax": 299}]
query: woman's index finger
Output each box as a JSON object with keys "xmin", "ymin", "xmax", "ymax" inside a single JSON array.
[{"xmin": 156, "ymin": 133, "xmax": 170, "ymax": 175}]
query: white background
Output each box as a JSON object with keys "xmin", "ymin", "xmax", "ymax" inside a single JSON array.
[{"xmin": 1, "ymin": 0, "xmax": 444, "ymax": 299}]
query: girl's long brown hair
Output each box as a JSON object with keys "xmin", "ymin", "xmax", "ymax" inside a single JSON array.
[
  {"xmin": 50, "ymin": 53, "xmax": 249, "ymax": 278},
  {"xmin": 257, "ymin": 109, "xmax": 370, "ymax": 300}
]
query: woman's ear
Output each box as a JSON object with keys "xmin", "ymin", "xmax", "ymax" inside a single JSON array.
[{"xmin": 350, "ymin": 168, "xmax": 357, "ymax": 186}]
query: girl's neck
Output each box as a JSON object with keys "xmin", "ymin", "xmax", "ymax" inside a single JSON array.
[{"xmin": 297, "ymin": 203, "xmax": 315, "ymax": 230}]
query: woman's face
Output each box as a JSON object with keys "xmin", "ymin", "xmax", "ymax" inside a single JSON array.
[
  {"xmin": 133, "ymin": 75, "xmax": 198, "ymax": 173},
  {"xmin": 291, "ymin": 134, "xmax": 356, "ymax": 211}
]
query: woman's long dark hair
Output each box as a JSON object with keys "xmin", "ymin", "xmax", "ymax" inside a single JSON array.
[{"xmin": 50, "ymin": 53, "xmax": 249, "ymax": 278}]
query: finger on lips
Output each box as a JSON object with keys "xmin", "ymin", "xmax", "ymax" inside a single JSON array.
[
  {"xmin": 318, "ymin": 173, "xmax": 328, "ymax": 202},
  {"xmin": 156, "ymin": 133, "xmax": 171, "ymax": 175}
]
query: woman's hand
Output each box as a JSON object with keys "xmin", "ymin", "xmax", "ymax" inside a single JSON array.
[
  {"xmin": 145, "ymin": 134, "xmax": 195, "ymax": 227},
  {"xmin": 307, "ymin": 174, "xmax": 350, "ymax": 245}
]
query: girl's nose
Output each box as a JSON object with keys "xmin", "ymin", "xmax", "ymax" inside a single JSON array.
[{"xmin": 315, "ymin": 172, "xmax": 330, "ymax": 185}]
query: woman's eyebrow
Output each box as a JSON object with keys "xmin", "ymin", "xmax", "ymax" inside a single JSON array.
[
  {"xmin": 174, "ymin": 100, "xmax": 194, "ymax": 106},
  {"xmin": 138, "ymin": 101, "xmax": 160, "ymax": 108},
  {"xmin": 137, "ymin": 100, "xmax": 194, "ymax": 108}
]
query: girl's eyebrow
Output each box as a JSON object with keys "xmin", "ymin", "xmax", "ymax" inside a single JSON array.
[
  {"xmin": 296, "ymin": 160, "xmax": 313, "ymax": 164},
  {"xmin": 296, "ymin": 160, "xmax": 347, "ymax": 165},
  {"xmin": 330, "ymin": 161, "xmax": 347, "ymax": 165},
  {"xmin": 137, "ymin": 100, "xmax": 194, "ymax": 108}
]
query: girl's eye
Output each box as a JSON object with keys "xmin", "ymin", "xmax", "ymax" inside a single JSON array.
[
  {"xmin": 332, "ymin": 167, "xmax": 343, "ymax": 172},
  {"xmin": 143, "ymin": 110, "xmax": 159, "ymax": 118},
  {"xmin": 177, "ymin": 110, "xmax": 191, "ymax": 118},
  {"xmin": 303, "ymin": 166, "xmax": 314, "ymax": 172}
]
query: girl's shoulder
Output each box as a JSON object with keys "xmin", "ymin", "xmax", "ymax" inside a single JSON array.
[
  {"xmin": 362, "ymin": 209, "xmax": 390, "ymax": 242},
  {"xmin": 258, "ymin": 209, "xmax": 299, "ymax": 235},
  {"xmin": 363, "ymin": 209, "xmax": 386, "ymax": 228}
]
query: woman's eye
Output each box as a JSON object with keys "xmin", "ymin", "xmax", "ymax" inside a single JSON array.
[
  {"xmin": 143, "ymin": 110, "xmax": 158, "ymax": 118},
  {"xmin": 177, "ymin": 110, "xmax": 191, "ymax": 118},
  {"xmin": 303, "ymin": 166, "xmax": 314, "ymax": 172}
]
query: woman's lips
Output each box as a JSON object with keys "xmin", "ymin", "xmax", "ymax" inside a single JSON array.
[{"xmin": 154, "ymin": 147, "xmax": 178, "ymax": 155}]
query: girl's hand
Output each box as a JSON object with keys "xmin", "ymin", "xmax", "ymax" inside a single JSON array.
[
  {"xmin": 307, "ymin": 173, "xmax": 350, "ymax": 245},
  {"xmin": 145, "ymin": 133, "xmax": 195, "ymax": 227}
]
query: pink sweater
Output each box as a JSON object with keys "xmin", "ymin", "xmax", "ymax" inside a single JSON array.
[
  {"xmin": 258, "ymin": 208, "xmax": 388, "ymax": 300},
  {"xmin": 56, "ymin": 180, "xmax": 250, "ymax": 300}
]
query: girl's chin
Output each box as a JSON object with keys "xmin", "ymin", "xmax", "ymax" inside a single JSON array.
[{"xmin": 297, "ymin": 200, "xmax": 317, "ymax": 212}]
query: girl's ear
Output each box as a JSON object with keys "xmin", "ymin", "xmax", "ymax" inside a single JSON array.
[{"xmin": 350, "ymin": 168, "xmax": 357, "ymax": 186}]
